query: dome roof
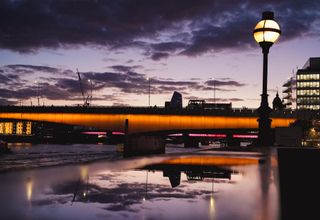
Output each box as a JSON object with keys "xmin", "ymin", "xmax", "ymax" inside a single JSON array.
[{"xmin": 273, "ymin": 92, "xmax": 284, "ymax": 110}]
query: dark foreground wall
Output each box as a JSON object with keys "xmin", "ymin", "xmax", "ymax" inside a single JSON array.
[{"xmin": 277, "ymin": 147, "xmax": 320, "ymax": 220}]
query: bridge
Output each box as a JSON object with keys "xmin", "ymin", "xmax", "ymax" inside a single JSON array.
[
  {"xmin": 0, "ymin": 106, "xmax": 297, "ymax": 155},
  {"xmin": 0, "ymin": 106, "xmax": 296, "ymax": 133}
]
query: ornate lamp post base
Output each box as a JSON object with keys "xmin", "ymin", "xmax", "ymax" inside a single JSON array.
[{"xmin": 257, "ymin": 94, "xmax": 273, "ymax": 146}]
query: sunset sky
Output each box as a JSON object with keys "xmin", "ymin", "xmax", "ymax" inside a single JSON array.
[{"xmin": 0, "ymin": 0, "xmax": 319, "ymax": 108}]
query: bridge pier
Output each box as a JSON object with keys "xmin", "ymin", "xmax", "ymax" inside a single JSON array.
[
  {"xmin": 226, "ymin": 134, "xmax": 240, "ymax": 147},
  {"xmin": 123, "ymin": 119, "xmax": 165, "ymax": 157},
  {"xmin": 123, "ymin": 135, "xmax": 165, "ymax": 157},
  {"xmin": 183, "ymin": 134, "xmax": 199, "ymax": 148}
]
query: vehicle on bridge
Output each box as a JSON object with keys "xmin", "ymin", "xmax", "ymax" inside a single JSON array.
[{"xmin": 186, "ymin": 99, "xmax": 232, "ymax": 111}]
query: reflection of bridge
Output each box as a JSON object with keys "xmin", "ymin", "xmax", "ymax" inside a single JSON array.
[
  {"xmin": 141, "ymin": 154, "xmax": 258, "ymax": 187},
  {"xmin": 0, "ymin": 106, "xmax": 296, "ymax": 155}
]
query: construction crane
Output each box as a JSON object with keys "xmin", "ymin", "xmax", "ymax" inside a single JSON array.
[{"xmin": 76, "ymin": 69, "xmax": 90, "ymax": 106}]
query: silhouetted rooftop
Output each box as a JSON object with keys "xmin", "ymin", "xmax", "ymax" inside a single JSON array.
[{"xmin": 302, "ymin": 57, "xmax": 320, "ymax": 70}]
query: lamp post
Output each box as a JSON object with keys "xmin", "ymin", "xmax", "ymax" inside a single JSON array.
[
  {"xmin": 213, "ymin": 77, "xmax": 216, "ymax": 104},
  {"xmin": 209, "ymin": 77, "xmax": 216, "ymax": 104},
  {"xmin": 147, "ymin": 77, "xmax": 150, "ymax": 107},
  {"xmin": 253, "ymin": 11, "xmax": 281, "ymax": 146},
  {"xmin": 88, "ymin": 79, "xmax": 93, "ymax": 104},
  {"xmin": 35, "ymin": 80, "xmax": 40, "ymax": 106}
]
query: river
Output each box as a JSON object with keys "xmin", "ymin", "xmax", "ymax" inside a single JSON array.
[{"xmin": 0, "ymin": 143, "xmax": 279, "ymax": 220}]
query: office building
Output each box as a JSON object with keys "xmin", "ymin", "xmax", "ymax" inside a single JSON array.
[{"xmin": 296, "ymin": 57, "xmax": 320, "ymax": 110}]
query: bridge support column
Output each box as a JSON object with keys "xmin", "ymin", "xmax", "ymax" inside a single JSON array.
[
  {"xmin": 183, "ymin": 134, "xmax": 199, "ymax": 148},
  {"xmin": 226, "ymin": 134, "xmax": 240, "ymax": 147},
  {"xmin": 123, "ymin": 119, "xmax": 165, "ymax": 157},
  {"xmin": 124, "ymin": 135, "xmax": 165, "ymax": 157}
]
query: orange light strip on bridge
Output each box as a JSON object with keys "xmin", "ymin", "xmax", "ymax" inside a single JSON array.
[{"xmin": 0, "ymin": 112, "xmax": 296, "ymax": 134}]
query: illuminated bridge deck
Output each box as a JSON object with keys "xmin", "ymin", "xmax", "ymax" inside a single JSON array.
[{"xmin": 0, "ymin": 106, "xmax": 297, "ymax": 134}]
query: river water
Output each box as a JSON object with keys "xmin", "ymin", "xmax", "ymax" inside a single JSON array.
[{"xmin": 0, "ymin": 143, "xmax": 279, "ymax": 220}]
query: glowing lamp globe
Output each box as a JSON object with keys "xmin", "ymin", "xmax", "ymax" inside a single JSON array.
[{"xmin": 253, "ymin": 11, "xmax": 281, "ymax": 45}]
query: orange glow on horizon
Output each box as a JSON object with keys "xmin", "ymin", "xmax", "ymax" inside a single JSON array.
[{"xmin": 0, "ymin": 112, "xmax": 296, "ymax": 134}]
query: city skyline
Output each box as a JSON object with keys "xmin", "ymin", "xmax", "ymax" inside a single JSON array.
[{"xmin": 0, "ymin": 0, "xmax": 319, "ymax": 108}]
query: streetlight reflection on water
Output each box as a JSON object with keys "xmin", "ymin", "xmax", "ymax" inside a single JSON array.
[
  {"xmin": 26, "ymin": 177, "xmax": 33, "ymax": 207},
  {"xmin": 142, "ymin": 170, "xmax": 148, "ymax": 201},
  {"xmin": 209, "ymin": 179, "xmax": 216, "ymax": 219}
]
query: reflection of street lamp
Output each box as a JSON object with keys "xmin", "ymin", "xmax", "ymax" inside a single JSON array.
[
  {"xmin": 79, "ymin": 166, "xmax": 89, "ymax": 200},
  {"xmin": 209, "ymin": 178, "xmax": 215, "ymax": 218},
  {"xmin": 143, "ymin": 170, "xmax": 148, "ymax": 201},
  {"xmin": 253, "ymin": 11, "xmax": 281, "ymax": 146},
  {"xmin": 26, "ymin": 177, "xmax": 33, "ymax": 207}
]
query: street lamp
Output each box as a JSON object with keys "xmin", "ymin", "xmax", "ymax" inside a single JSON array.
[
  {"xmin": 209, "ymin": 77, "xmax": 216, "ymax": 104},
  {"xmin": 147, "ymin": 77, "xmax": 150, "ymax": 107},
  {"xmin": 213, "ymin": 77, "xmax": 216, "ymax": 104},
  {"xmin": 253, "ymin": 11, "xmax": 281, "ymax": 146},
  {"xmin": 35, "ymin": 80, "xmax": 40, "ymax": 106},
  {"xmin": 88, "ymin": 79, "xmax": 93, "ymax": 104}
]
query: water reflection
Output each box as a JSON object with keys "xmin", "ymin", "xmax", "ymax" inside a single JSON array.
[
  {"xmin": 142, "ymin": 163, "xmax": 235, "ymax": 189},
  {"xmin": 209, "ymin": 179, "xmax": 216, "ymax": 219},
  {"xmin": 43, "ymin": 163, "xmax": 242, "ymax": 219},
  {"xmin": 142, "ymin": 171, "xmax": 148, "ymax": 201},
  {"xmin": 258, "ymin": 149, "xmax": 279, "ymax": 220},
  {"xmin": 26, "ymin": 177, "xmax": 33, "ymax": 206},
  {"xmin": 0, "ymin": 152, "xmax": 278, "ymax": 220}
]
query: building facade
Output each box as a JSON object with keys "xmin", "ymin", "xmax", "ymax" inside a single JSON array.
[
  {"xmin": 296, "ymin": 57, "xmax": 320, "ymax": 110},
  {"xmin": 0, "ymin": 121, "xmax": 32, "ymax": 135},
  {"xmin": 282, "ymin": 75, "xmax": 296, "ymax": 109}
]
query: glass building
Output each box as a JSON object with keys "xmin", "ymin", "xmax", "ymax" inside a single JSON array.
[{"xmin": 296, "ymin": 57, "xmax": 320, "ymax": 110}]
